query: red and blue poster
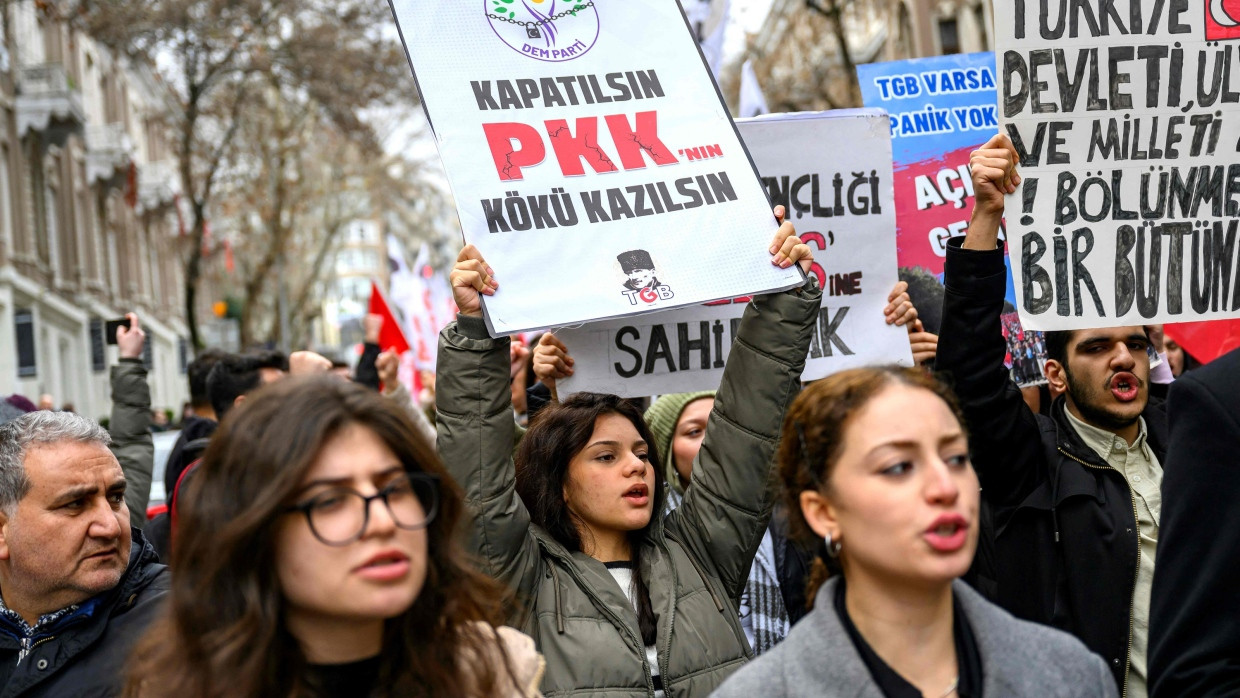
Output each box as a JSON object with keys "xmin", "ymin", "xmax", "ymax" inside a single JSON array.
[{"xmin": 858, "ymin": 53, "xmax": 1007, "ymax": 282}]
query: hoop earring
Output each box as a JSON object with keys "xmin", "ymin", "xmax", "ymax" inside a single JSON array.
[{"xmin": 824, "ymin": 533, "xmax": 842, "ymax": 558}]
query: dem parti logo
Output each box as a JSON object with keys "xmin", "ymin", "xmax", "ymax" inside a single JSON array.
[{"xmin": 486, "ymin": 0, "xmax": 600, "ymax": 62}]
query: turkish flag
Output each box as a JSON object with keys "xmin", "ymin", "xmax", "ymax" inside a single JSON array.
[
  {"xmin": 1164, "ymin": 319, "xmax": 1240, "ymax": 364},
  {"xmin": 1205, "ymin": 0, "xmax": 1240, "ymax": 41},
  {"xmin": 367, "ymin": 280, "xmax": 412, "ymax": 355}
]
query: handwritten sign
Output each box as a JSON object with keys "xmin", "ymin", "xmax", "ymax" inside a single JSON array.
[{"xmin": 997, "ymin": 0, "xmax": 1240, "ymax": 330}]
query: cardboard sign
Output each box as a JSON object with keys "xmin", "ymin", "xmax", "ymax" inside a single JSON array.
[
  {"xmin": 556, "ymin": 110, "xmax": 912, "ymax": 396},
  {"xmin": 387, "ymin": 0, "xmax": 803, "ymax": 336},
  {"xmin": 859, "ymin": 52, "xmax": 1005, "ymax": 274},
  {"xmin": 997, "ymin": 0, "xmax": 1240, "ymax": 330}
]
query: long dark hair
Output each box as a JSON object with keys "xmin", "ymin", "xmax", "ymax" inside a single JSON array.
[
  {"xmin": 515, "ymin": 392, "xmax": 664, "ymax": 645},
  {"xmin": 123, "ymin": 376, "xmax": 515, "ymax": 697},
  {"xmin": 778, "ymin": 367, "xmax": 968, "ymax": 607}
]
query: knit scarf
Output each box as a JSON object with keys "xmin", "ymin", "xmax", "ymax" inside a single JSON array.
[{"xmin": 743, "ymin": 534, "xmax": 790, "ymax": 655}]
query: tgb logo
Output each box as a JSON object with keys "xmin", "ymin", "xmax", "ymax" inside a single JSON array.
[
  {"xmin": 617, "ymin": 250, "xmax": 674, "ymax": 306},
  {"xmin": 1207, "ymin": 0, "xmax": 1240, "ymax": 40},
  {"xmin": 486, "ymin": 0, "xmax": 600, "ymax": 62}
]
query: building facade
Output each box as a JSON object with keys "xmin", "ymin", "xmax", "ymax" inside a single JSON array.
[
  {"xmin": 739, "ymin": 0, "xmax": 995, "ymax": 112},
  {"xmin": 315, "ymin": 218, "xmax": 388, "ymax": 359},
  {"xmin": 1, "ymin": 1, "xmax": 191, "ymax": 420}
]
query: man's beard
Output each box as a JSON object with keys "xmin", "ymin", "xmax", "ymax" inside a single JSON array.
[{"xmin": 1064, "ymin": 367, "xmax": 1143, "ymax": 431}]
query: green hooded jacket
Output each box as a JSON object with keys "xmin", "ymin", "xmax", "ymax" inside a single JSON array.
[
  {"xmin": 110, "ymin": 358, "xmax": 154, "ymax": 530},
  {"xmin": 435, "ymin": 281, "xmax": 820, "ymax": 697}
]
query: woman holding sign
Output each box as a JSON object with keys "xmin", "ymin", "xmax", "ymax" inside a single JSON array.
[{"xmin": 436, "ymin": 206, "xmax": 820, "ymax": 696}]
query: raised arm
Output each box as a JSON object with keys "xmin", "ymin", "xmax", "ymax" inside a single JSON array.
[
  {"xmin": 669, "ymin": 208, "xmax": 821, "ymax": 601},
  {"xmin": 933, "ymin": 133, "xmax": 1045, "ymax": 505},
  {"xmin": 435, "ymin": 246, "xmax": 542, "ymax": 594},
  {"xmin": 376, "ymin": 349, "xmax": 437, "ymax": 446},
  {"xmin": 109, "ymin": 312, "xmax": 154, "ymax": 530}
]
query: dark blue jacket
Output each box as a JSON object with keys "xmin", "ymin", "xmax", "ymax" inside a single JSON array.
[{"xmin": 0, "ymin": 529, "xmax": 169, "ymax": 697}]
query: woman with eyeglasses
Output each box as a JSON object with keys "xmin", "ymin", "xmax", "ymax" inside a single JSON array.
[
  {"xmin": 710, "ymin": 367, "xmax": 1116, "ymax": 698},
  {"xmin": 123, "ymin": 376, "xmax": 544, "ymax": 697},
  {"xmin": 436, "ymin": 207, "xmax": 821, "ymax": 696}
]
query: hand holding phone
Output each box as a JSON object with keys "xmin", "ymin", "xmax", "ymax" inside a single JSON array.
[
  {"xmin": 104, "ymin": 317, "xmax": 131, "ymax": 346},
  {"xmin": 113, "ymin": 313, "xmax": 144, "ymax": 360}
]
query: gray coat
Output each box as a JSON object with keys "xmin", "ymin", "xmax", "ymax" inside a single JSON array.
[{"xmin": 711, "ymin": 578, "xmax": 1117, "ymax": 698}]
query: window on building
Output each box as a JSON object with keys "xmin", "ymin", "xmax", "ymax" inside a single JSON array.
[
  {"xmin": 44, "ymin": 181, "xmax": 60, "ymax": 275},
  {"xmin": 938, "ymin": 18, "xmax": 961, "ymax": 55},
  {"xmin": 89, "ymin": 318, "xmax": 106, "ymax": 373},
  {"xmin": 178, "ymin": 337, "xmax": 189, "ymax": 374},
  {"xmin": 974, "ymin": 3, "xmax": 990, "ymax": 50},
  {"xmin": 896, "ymin": 3, "xmax": 915, "ymax": 58},
  {"xmin": 15, "ymin": 310, "xmax": 36, "ymax": 378},
  {"xmin": 0, "ymin": 145, "xmax": 11, "ymax": 254}
]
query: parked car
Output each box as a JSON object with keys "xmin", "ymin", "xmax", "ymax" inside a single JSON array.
[{"xmin": 147, "ymin": 429, "xmax": 180, "ymax": 518}]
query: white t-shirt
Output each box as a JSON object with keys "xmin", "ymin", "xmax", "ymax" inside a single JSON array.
[{"xmin": 605, "ymin": 562, "xmax": 664, "ymax": 698}]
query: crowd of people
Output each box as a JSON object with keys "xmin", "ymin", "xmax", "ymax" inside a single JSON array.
[{"xmin": 0, "ymin": 132, "xmax": 1235, "ymax": 698}]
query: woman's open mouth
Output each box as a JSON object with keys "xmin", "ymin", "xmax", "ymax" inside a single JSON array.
[{"xmin": 622, "ymin": 483, "xmax": 650, "ymax": 506}]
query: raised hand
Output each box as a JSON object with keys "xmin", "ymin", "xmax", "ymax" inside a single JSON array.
[
  {"xmin": 363, "ymin": 313, "xmax": 384, "ymax": 345},
  {"xmin": 289, "ymin": 351, "xmax": 333, "ymax": 375},
  {"xmin": 116, "ymin": 312, "xmax": 145, "ymax": 360},
  {"xmin": 884, "ymin": 281, "xmax": 918, "ymax": 327},
  {"xmin": 532, "ymin": 332, "xmax": 574, "ymax": 402},
  {"xmin": 966, "ymin": 133, "xmax": 1020, "ymax": 251},
  {"xmin": 376, "ymin": 349, "xmax": 400, "ymax": 390},
  {"xmin": 450, "ymin": 244, "xmax": 498, "ymax": 318},
  {"xmin": 768, "ymin": 205, "xmax": 814, "ymax": 275},
  {"xmin": 907, "ymin": 320, "xmax": 940, "ymax": 366}
]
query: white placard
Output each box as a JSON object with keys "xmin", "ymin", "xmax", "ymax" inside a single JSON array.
[
  {"xmin": 387, "ymin": 0, "xmax": 804, "ymax": 336},
  {"xmin": 997, "ymin": 1, "xmax": 1240, "ymax": 330},
  {"xmin": 556, "ymin": 110, "xmax": 913, "ymax": 396}
]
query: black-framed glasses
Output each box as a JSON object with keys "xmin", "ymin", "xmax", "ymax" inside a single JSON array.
[{"xmin": 285, "ymin": 472, "xmax": 440, "ymax": 546}]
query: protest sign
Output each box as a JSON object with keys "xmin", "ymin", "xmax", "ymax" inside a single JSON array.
[
  {"xmin": 859, "ymin": 53, "xmax": 1002, "ymax": 274},
  {"xmin": 997, "ymin": 0, "xmax": 1240, "ymax": 330},
  {"xmin": 387, "ymin": 0, "xmax": 803, "ymax": 336},
  {"xmin": 556, "ymin": 110, "xmax": 913, "ymax": 397}
]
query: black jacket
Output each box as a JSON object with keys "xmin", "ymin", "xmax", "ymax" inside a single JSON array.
[
  {"xmin": 162, "ymin": 416, "xmax": 217, "ymax": 500},
  {"xmin": 0, "ymin": 529, "xmax": 169, "ymax": 697},
  {"xmin": 1149, "ymin": 347, "xmax": 1240, "ymax": 697},
  {"xmin": 934, "ymin": 238, "xmax": 1166, "ymax": 690},
  {"xmin": 353, "ymin": 342, "xmax": 381, "ymax": 391}
]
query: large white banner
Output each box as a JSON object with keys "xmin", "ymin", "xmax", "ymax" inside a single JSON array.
[
  {"xmin": 387, "ymin": 0, "xmax": 803, "ymax": 336},
  {"xmin": 557, "ymin": 110, "xmax": 913, "ymax": 396},
  {"xmin": 997, "ymin": 0, "xmax": 1240, "ymax": 330}
]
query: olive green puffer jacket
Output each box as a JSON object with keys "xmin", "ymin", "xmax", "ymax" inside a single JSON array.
[{"xmin": 436, "ymin": 281, "xmax": 820, "ymax": 698}]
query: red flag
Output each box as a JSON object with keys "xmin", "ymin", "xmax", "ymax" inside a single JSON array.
[
  {"xmin": 1164, "ymin": 320, "xmax": 1240, "ymax": 364},
  {"xmin": 223, "ymin": 239, "xmax": 235, "ymax": 274},
  {"xmin": 367, "ymin": 280, "xmax": 412, "ymax": 355}
]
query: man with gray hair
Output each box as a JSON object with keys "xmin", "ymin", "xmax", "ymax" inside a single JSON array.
[{"xmin": 0, "ymin": 411, "xmax": 167, "ymax": 696}]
